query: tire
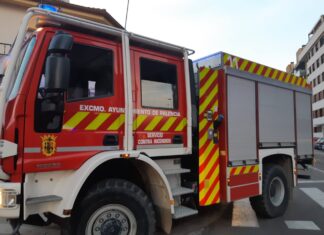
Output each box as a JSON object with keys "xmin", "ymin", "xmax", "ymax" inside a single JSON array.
[
  {"xmin": 250, "ymin": 165, "xmax": 289, "ymax": 218},
  {"xmin": 73, "ymin": 179, "xmax": 156, "ymax": 235}
]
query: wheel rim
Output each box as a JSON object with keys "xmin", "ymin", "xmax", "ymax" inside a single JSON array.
[
  {"xmin": 86, "ymin": 204, "xmax": 137, "ymax": 235},
  {"xmin": 269, "ymin": 176, "xmax": 285, "ymax": 207}
]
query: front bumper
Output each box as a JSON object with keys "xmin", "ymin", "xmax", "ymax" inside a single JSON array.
[{"xmin": 0, "ymin": 181, "xmax": 20, "ymax": 218}]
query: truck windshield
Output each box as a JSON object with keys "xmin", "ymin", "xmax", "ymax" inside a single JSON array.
[{"xmin": 7, "ymin": 37, "xmax": 36, "ymax": 100}]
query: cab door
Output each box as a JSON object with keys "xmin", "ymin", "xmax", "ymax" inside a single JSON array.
[
  {"xmin": 131, "ymin": 47, "xmax": 187, "ymax": 153},
  {"xmin": 23, "ymin": 30, "xmax": 125, "ymax": 172}
]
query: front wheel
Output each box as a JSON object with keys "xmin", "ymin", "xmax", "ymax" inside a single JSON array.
[
  {"xmin": 73, "ymin": 179, "xmax": 156, "ymax": 235},
  {"xmin": 250, "ymin": 165, "xmax": 290, "ymax": 218}
]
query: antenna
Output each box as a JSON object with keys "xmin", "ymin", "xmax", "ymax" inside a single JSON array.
[{"xmin": 124, "ymin": 0, "xmax": 130, "ymax": 29}]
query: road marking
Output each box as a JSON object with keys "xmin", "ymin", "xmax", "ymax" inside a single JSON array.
[
  {"xmin": 300, "ymin": 188, "xmax": 324, "ymax": 208},
  {"xmin": 308, "ymin": 165, "xmax": 324, "ymax": 175},
  {"xmin": 231, "ymin": 198, "xmax": 259, "ymax": 228},
  {"xmin": 298, "ymin": 180, "xmax": 324, "ymax": 184},
  {"xmin": 285, "ymin": 221, "xmax": 320, "ymax": 230}
]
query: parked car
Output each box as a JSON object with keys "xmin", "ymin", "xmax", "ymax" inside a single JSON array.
[{"xmin": 315, "ymin": 138, "xmax": 324, "ymax": 149}]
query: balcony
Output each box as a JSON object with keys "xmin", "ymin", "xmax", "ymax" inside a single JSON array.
[{"xmin": 0, "ymin": 43, "xmax": 11, "ymax": 56}]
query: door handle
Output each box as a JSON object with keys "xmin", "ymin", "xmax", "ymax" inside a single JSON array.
[{"xmin": 103, "ymin": 134, "xmax": 118, "ymax": 146}]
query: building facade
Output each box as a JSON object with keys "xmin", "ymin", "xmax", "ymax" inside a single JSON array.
[
  {"xmin": 0, "ymin": 0, "xmax": 122, "ymax": 59},
  {"xmin": 295, "ymin": 15, "xmax": 324, "ymax": 138}
]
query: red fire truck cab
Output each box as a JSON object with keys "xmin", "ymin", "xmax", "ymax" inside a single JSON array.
[{"xmin": 0, "ymin": 7, "xmax": 313, "ymax": 235}]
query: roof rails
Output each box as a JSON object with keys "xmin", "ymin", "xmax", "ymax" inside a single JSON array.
[{"xmin": 29, "ymin": 8, "xmax": 195, "ymax": 55}]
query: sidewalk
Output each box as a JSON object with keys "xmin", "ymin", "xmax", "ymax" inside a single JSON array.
[{"xmin": 0, "ymin": 219, "xmax": 59, "ymax": 235}]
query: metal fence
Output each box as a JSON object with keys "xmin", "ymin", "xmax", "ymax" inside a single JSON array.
[{"xmin": 0, "ymin": 43, "xmax": 11, "ymax": 56}]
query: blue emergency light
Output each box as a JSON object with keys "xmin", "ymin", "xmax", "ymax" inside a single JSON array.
[{"xmin": 38, "ymin": 4, "xmax": 59, "ymax": 12}]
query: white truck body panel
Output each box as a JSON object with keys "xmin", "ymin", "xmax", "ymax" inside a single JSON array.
[{"xmin": 227, "ymin": 75, "xmax": 257, "ymax": 162}]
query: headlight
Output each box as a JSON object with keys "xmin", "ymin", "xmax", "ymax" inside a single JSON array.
[{"xmin": 0, "ymin": 189, "xmax": 17, "ymax": 208}]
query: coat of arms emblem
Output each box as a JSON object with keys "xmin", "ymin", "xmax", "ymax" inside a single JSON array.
[{"xmin": 41, "ymin": 135, "xmax": 57, "ymax": 157}]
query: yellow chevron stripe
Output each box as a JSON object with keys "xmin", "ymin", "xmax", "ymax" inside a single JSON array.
[
  {"xmin": 257, "ymin": 65, "xmax": 264, "ymax": 75},
  {"xmin": 278, "ymin": 72, "xmax": 285, "ymax": 81},
  {"xmin": 205, "ymin": 180, "xmax": 220, "ymax": 205},
  {"xmin": 248, "ymin": 63, "xmax": 256, "ymax": 73},
  {"xmin": 199, "ymin": 151, "xmax": 219, "ymax": 184},
  {"xmin": 302, "ymin": 79, "xmax": 307, "ymax": 88},
  {"xmin": 223, "ymin": 54, "xmax": 229, "ymax": 65},
  {"xmin": 199, "ymin": 141, "xmax": 215, "ymax": 166},
  {"xmin": 199, "ymin": 67, "xmax": 210, "ymax": 82},
  {"xmin": 199, "ymin": 118, "xmax": 208, "ymax": 132},
  {"xmin": 63, "ymin": 112, "xmax": 89, "ymax": 130},
  {"xmin": 264, "ymin": 67, "xmax": 272, "ymax": 77},
  {"xmin": 145, "ymin": 116, "xmax": 163, "ymax": 131},
  {"xmin": 243, "ymin": 165, "xmax": 252, "ymax": 174},
  {"xmin": 297, "ymin": 77, "xmax": 303, "ymax": 86},
  {"xmin": 199, "ymin": 162, "xmax": 219, "ymax": 195},
  {"xmin": 271, "ymin": 70, "xmax": 278, "ymax": 79},
  {"xmin": 291, "ymin": 76, "xmax": 297, "ymax": 85},
  {"xmin": 160, "ymin": 117, "xmax": 177, "ymax": 131},
  {"xmin": 285, "ymin": 73, "xmax": 291, "ymax": 83},
  {"xmin": 253, "ymin": 165, "xmax": 259, "ymax": 173},
  {"xmin": 199, "ymin": 85, "xmax": 218, "ymax": 115},
  {"xmin": 234, "ymin": 166, "xmax": 242, "ymax": 175},
  {"xmin": 199, "ymin": 131, "xmax": 208, "ymax": 149},
  {"xmin": 200, "ymin": 71, "xmax": 218, "ymax": 98},
  {"xmin": 133, "ymin": 115, "xmax": 148, "ymax": 130},
  {"xmin": 107, "ymin": 114, "xmax": 125, "ymax": 131},
  {"xmin": 200, "ymin": 162, "xmax": 219, "ymax": 198},
  {"xmin": 240, "ymin": 59, "xmax": 249, "ymax": 70},
  {"xmin": 175, "ymin": 118, "xmax": 187, "ymax": 131},
  {"xmin": 198, "ymin": 122, "xmax": 213, "ymax": 148},
  {"xmin": 85, "ymin": 113, "xmax": 111, "ymax": 130}
]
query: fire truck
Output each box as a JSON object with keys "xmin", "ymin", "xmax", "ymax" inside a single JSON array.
[{"xmin": 0, "ymin": 6, "xmax": 313, "ymax": 235}]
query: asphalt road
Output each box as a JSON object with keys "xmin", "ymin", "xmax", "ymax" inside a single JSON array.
[{"xmin": 1, "ymin": 151, "xmax": 324, "ymax": 235}]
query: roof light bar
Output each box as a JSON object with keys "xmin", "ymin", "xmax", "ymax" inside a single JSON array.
[{"xmin": 38, "ymin": 4, "xmax": 59, "ymax": 12}]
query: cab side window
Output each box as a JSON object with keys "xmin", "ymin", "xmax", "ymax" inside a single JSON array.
[
  {"xmin": 140, "ymin": 58, "xmax": 178, "ymax": 109},
  {"xmin": 68, "ymin": 44, "xmax": 114, "ymax": 101},
  {"xmin": 35, "ymin": 43, "xmax": 114, "ymax": 133}
]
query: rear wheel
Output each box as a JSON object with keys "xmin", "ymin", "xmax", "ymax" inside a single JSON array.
[
  {"xmin": 250, "ymin": 165, "xmax": 289, "ymax": 218},
  {"xmin": 73, "ymin": 179, "xmax": 156, "ymax": 235}
]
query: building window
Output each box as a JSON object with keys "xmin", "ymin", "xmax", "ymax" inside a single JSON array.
[
  {"xmin": 140, "ymin": 58, "xmax": 178, "ymax": 109},
  {"xmin": 314, "ymin": 126, "xmax": 322, "ymax": 133},
  {"xmin": 321, "ymin": 36, "xmax": 324, "ymax": 47},
  {"xmin": 317, "ymin": 59, "xmax": 320, "ymax": 68},
  {"xmin": 321, "ymin": 54, "xmax": 324, "ymax": 64},
  {"xmin": 312, "ymin": 63, "xmax": 315, "ymax": 71}
]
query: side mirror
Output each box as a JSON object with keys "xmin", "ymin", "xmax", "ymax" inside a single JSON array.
[
  {"xmin": 213, "ymin": 114, "xmax": 224, "ymax": 130},
  {"xmin": 45, "ymin": 31, "xmax": 73, "ymax": 90}
]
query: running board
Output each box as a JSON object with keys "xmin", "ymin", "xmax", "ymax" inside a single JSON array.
[
  {"xmin": 173, "ymin": 205, "xmax": 198, "ymax": 219},
  {"xmin": 164, "ymin": 168, "xmax": 190, "ymax": 175},
  {"xmin": 172, "ymin": 187, "xmax": 194, "ymax": 196},
  {"xmin": 26, "ymin": 195, "xmax": 62, "ymax": 205}
]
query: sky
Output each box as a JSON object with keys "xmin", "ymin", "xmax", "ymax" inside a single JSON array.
[{"xmin": 70, "ymin": 0, "xmax": 324, "ymax": 71}]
